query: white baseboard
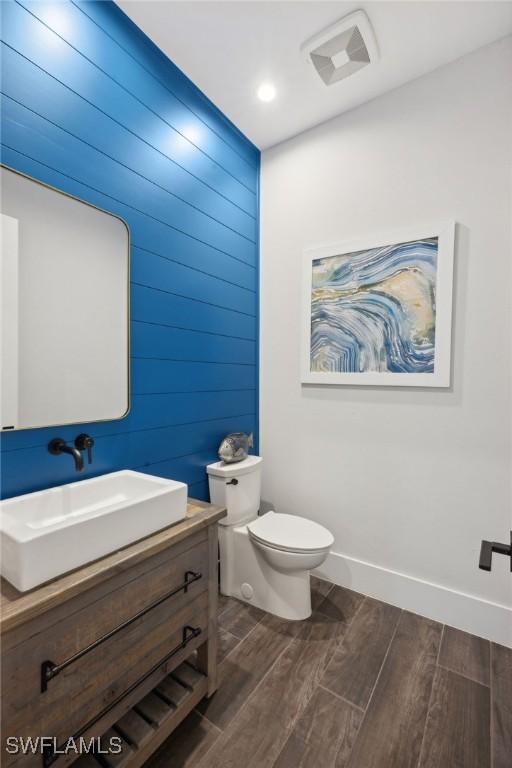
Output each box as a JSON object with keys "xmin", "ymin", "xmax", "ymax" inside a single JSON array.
[{"xmin": 314, "ymin": 551, "xmax": 512, "ymax": 648}]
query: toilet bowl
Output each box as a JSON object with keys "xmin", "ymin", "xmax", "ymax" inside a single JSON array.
[{"xmin": 206, "ymin": 456, "xmax": 334, "ymax": 620}]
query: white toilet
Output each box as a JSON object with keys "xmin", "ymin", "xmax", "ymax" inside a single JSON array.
[{"xmin": 207, "ymin": 455, "xmax": 333, "ymax": 620}]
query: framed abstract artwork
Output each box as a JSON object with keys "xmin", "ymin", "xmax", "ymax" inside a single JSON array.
[{"xmin": 301, "ymin": 222, "xmax": 455, "ymax": 387}]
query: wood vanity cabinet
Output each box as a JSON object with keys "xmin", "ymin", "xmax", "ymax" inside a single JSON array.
[{"xmin": 0, "ymin": 499, "xmax": 226, "ymax": 768}]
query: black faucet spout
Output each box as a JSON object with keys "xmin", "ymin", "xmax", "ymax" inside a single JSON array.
[{"xmin": 48, "ymin": 438, "xmax": 85, "ymax": 472}]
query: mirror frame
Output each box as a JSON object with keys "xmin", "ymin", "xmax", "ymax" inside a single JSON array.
[{"xmin": 0, "ymin": 163, "xmax": 131, "ymax": 431}]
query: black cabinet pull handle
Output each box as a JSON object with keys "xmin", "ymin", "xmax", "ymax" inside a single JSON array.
[
  {"xmin": 479, "ymin": 532, "xmax": 512, "ymax": 572},
  {"xmin": 41, "ymin": 570, "xmax": 201, "ymax": 692},
  {"xmin": 41, "ymin": 625, "xmax": 203, "ymax": 767}
]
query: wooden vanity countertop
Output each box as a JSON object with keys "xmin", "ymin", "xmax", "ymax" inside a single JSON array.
[{"xmin": 0, "ymin": 498, "xmax": 226, "ymax": 634}]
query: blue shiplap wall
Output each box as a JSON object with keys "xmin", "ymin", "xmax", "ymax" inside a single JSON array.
[{"xmin": 0, "ymin": 0, "xmax": 259, "ymax": 501}]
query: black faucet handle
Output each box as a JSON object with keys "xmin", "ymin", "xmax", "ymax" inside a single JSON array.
[{"xmin": 75, "ymin": 433, "xmax": 94, "ymax": 464}]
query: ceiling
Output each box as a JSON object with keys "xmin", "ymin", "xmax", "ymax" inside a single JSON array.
[{"xmin": 119, "ymin": 1, "xmax": 512, "ymax": 149}]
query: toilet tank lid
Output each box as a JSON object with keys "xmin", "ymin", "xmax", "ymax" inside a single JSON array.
[{"xmin": 206, "ymin": 455, "xmax": 262, "ymax": 478}]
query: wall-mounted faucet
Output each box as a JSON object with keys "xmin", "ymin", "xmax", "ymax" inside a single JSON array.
[
  {"xmin": 48, "ymin": 433, "xmax": 94, "ymax": 472},
  {"xmin": 48, "ymin": 438, "xmax": 84, "ymax": 472}
]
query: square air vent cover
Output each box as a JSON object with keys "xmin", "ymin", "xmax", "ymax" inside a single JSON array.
[{"xmin": 301, "ymin": 10, "xmax": 379, "ymax": 85}]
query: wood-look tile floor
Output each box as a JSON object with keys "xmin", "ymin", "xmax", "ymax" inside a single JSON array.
[{"xmin": 146, "ymin": 579, "xmax": 511, "ymax": 768}]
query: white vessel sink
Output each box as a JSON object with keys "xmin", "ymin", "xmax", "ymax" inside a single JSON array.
[{"xmin": 0, "ymin": 470, "xmax": 188, "ymax": 592}]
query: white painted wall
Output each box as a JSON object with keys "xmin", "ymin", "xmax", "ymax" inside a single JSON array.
[{"xmin": 260, "ymin": 37, "xmax": 512, "ymax": 646}]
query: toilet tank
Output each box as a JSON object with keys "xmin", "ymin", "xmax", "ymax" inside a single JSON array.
[{"xmin": 206, "ymin": 455, "xmax": 262, "ymax": 526}]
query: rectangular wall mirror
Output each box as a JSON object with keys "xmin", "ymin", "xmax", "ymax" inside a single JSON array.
[{"xmin": 0, "ymin": 165, "xmax": 130, "ymax": 431}]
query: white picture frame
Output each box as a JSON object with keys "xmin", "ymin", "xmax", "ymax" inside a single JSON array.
[{"xmin": 301, "ymin": 221, "xmax": 456, "ymax": 387}]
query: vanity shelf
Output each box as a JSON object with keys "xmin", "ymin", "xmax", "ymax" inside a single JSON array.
[{"xmin": 73, "ymin": 660, "xmax": 207, "ymax": 768}]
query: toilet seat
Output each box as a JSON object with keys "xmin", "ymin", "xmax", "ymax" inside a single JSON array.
[{"xmin": 247, "ymin": 511, "xmax": 334, "ymax": 554}]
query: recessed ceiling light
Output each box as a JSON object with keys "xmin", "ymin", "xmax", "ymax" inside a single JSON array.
[{"xmin": 257, "ymin": 82, "xmax": 276, "ymax": 102}]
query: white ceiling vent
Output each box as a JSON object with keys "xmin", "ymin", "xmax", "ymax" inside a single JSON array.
[{"xmin": 301, "ymin": 10, "xmax": 379, "ymax": 86}]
